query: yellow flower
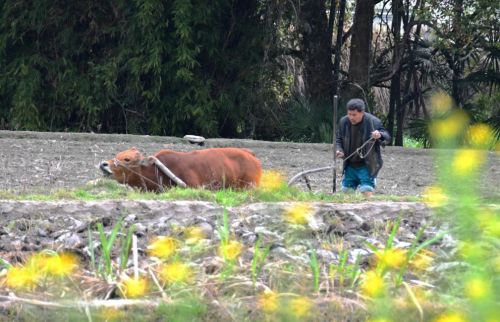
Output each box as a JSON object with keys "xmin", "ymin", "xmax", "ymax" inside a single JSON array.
[
  {"xmin": 284, "ymin": 203, "xmax": 313, "ymax": 225},
  {"xmin": 290, "ymin": 296, "xmax": 312, "ymax": 318},
  {"xmin": 147, "ymin": 237, "xmax": 179, "ymax": 259},
  {"xmin": 219, "ymin": 240, "xmax": 243, "ymax": 261},
  {"xmin": 260, "ymin": 170, "xmax": 285, "ymax": 191},
  {"xmin": 41, "ymin": 252, "xmax": 79, "ymax": 277},
  {"xmin": 410, "ymin": 249, "xmax": 434, "ymax": 271},
  {"xmin": 464, "ymin": 277, "xmax": 491, "ymax": 300},
  {"xmin": 434, "ymin": 312, "xmax": 467, "ymax": 322},
  {"xmin": 451, "ymin": 149, "xmax": 486, "ymax": 176},
  {"xmin": 160, "ymin": 262, "xmax": 192, "ymax": 284},
  {"xmin": 360, "ymin": 270, "xmax": 385, "ymax": 298},
  {"xmin": 120, "ymin": 276, "xmax": 149, "ymax": 298},
  {"xmin": 430, "ymin": 92, "xmax": 453, "ymax": 115},
  {"xmin": 477, "ymin": 210, "xmax": 500, "ymax": 237},
  {"xmin": 258, "ymin": 290, "xmax": 279, "ymax": 313},
  {"xmin": 5, "ymin": 265, "xmax": 41, "ymax": 290},
  {"xmin": 467, "ymin": 123, "xmax": 495, "ymax": 149},
  {"xmin": 184, "ymin": 226, "xmax": 206, "ymax": 245},
  {"xmin": 458, "ymin": 242, "xmax": 487, "ymax": 260},
  {"xmin": 375, "ymin": 248, "xmax": 407, "ymax": 269},
  {"xmin": 429, "ymin": 111, "xmax": 469, "ymax": 140},
  {"xmin": 422, "ymin": 186, "xmax": 448, "ymax": 207},
  {"xmin": 99, "ymin": 308, "xmax": 126, "ymax": 321},
  {"xmin": 493, "ymin": 255, "xmax": 500, "ymax": 272}
]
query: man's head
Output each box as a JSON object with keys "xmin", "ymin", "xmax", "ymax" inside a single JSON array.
[{"xmin": 346, "ymin": 98, "xmax": 365, "ymax": 125}]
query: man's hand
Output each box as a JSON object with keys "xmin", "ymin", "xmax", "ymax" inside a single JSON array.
[
  {"xmin": 336, "ymin": 150, "xmax": 345, "ymax": 158},
  {"xmin": 371, "ymin": 130, "xmax": 382, "ymax": 140}
]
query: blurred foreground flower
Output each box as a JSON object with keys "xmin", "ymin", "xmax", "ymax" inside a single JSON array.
[
  {"xmin": 429, "ymin": 110, "xmax": 469, "ymax": 141},
  {"xmin": 434, "ymin": 312, "xmax": 467, "ymax": 322},
  {"xmin": 430, "ymin": 91, "xmax": 453, "ymax": 115},
  {"xmin": 148, "ymin": 237, "xmax": 179, "ymax": 259},
  {"xmin": 493, "ymin": 256, "xmax": 500, "ymax": 272},
  {"xmin": 284, "ymin": 203, "xmax": 313, "ymax": 225},
  {"xmin": 451, "ymin": 149, "xmax": 486, "ymax": 176},
  {"xmin": 5, "ymin": 265, "xmax": 41, "ymax": 290},
  {"xmin": 464, "ymin": 276, "xmax": 491, "ymax": 300},
  {"xmin": 458, "ymin": 242, "xmax": 487, "ymax": 261},
  {"xmin": 260, "ymin": 170, "xmax": 285, "ymax": 191},
  {"xmin": 219, "ymin": 240, "xmax": 243, "ymax": 261},
  {"xmin": 184, "ymin": 226, "xmax": 206, "ymax": 245},
  {"xmin": 258, "ymin": 290, "xmax": 279, "ymax": 313},
  {"xmin": 477, "ymin": 210, "xmax": 500, "ymax": 237},
  {"xmin": 422, "ymin": 186, "xmax": 448, "ymax": 207},
  {"xmin": 375, "ymin": 248, "xmax": 407, "ymax": 269},
  {"xmin": 120, "ymin": 276, "xmax": 149, "ymax": 298},
  {"xmin": 99, "ymin": 308, "xmax": 126, "ymax": 322},
  {"xmin": 290, "ymin": 296, "xmax": 312, "ymax": 318},
  {"xmin": 466, "ymin": 123, "xmax": 495, "ymax": 149},
  {"xmin": 160, "ymin": 262, "xmax": 192, "ymax": 284},
  {"xmin": 361, "ymin": 270, "xmax": 385, "ymax": 298},
  {"xmin": 410, "ymin": 249, "xmax": 434, "ymax": 271},
  {"xmin": 42, "ymin": 252, "xmax": 79, "ymax": 277}
]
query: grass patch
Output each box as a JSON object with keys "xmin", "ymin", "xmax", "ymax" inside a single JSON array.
[
  {"xmin": 0, "ymin": 178, "xmax": 420, "ymax": 205},
  {"xmin": 403, "ymin": 136, "xmax": 425, "ymax": 148}
]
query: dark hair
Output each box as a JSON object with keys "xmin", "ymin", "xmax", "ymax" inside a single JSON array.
[{"xmin": 346, "ymin": 98, "xmax": 365, "ymax": 112}]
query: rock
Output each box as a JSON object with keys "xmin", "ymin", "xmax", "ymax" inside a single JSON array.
[
  {"xmin": 350, "ymin": 248, "xmax": 370, "ymax": 262},
  {"xmin": 271, "ymin": 246, "xmax": 308, "ymax": 265},
  {"xmin": 125, "ymin": 214, "xmax": 137, "ymax": 223},
  {"xmin": 37, "ymin": 228, "xmax": 48, "ymax": 237},
  {"xmin": 196, "ymin": 222, "xmax": 214, "ymax": 239},
  {"xmin": 183, "ymin": 135, "xmax": 205, "ymax": 145},
  {"xmin": 315, "ymin": 249, "xmax": 337, "ymax": 263},
  {"xmin": 57, "ymin": 232, "xmax": 82, "ymax": 248},
  {"xmin": 132, "ymin": 223, "xmax": 147, "ymax": 236},
  {"xmin": 254, "ymin": 227, "xmax": 283, "ymax": 240}
]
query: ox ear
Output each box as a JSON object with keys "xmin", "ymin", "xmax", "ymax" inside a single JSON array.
[{"xmin": 139, "ymin": 156, "xmax": 155, "ymax": 167}]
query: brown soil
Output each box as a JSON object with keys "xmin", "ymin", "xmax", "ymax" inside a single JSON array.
[{"xmin": 1, "ymin": 130, "xmax": 498, "ymax": 196}]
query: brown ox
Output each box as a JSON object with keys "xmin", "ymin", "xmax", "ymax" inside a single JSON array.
[{"xmin": 99, "ymin": 147, "xmax": 262, "ymax": 191}]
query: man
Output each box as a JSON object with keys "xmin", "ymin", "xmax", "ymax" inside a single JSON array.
[{"xmin": 336, "ymin": 98, "xmax": 391, "ymax": 197}]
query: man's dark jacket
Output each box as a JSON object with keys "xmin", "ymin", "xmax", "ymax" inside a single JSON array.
[{"xmin": 335, "ymin": 112, "xmax": 391, "ymax": 177}]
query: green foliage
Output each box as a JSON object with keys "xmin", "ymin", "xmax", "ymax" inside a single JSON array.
[
  {"xmin": 309, "ymin": 249, "xmax": 320, "ymax": 292},
  {"xmin": 403, "ymin": 135, "xmax": 425, "ymax": 148},
  {"xmin": 155, "ymin": 297, "xmax": 207, "ymax": 322},
  {"xmin": 251, "ymin": 236, "xmax": 271, "ymax": 286},
  {"xmin": 0, "ymin": 179, "xmax": 419, "ymax": 204},
  {"xmin": 0, "ymin": 0, "xmax": 279, "ymax": 137},
  {"xmin": 279, "ymin": 98, "xmax": 334, "ymax": 143},
  {"xmin": 88, "ymin": 217, "xmax": 135, "ymax": 279}
]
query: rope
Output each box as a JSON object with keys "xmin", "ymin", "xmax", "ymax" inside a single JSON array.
[
  {"xmin": 289, "ymin": 137, "xmax": 377, "ymax": 187},
  {"xmin": 341, "ymin": 137, "xmax": 376, "ymax": 162},
  {"xmin": 111, "ymin": 156, "xmax": 187, "ymax": 190}
]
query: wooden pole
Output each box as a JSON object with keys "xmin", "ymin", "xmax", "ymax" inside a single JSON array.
[{"xmin": 333, "ymin": 95, "xmax": 339, "ymax": 193}]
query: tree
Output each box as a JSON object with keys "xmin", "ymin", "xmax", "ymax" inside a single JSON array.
[
  {"xmin": 342, "ymin": 0, "xmax": 376, "ymax": 107},
  {"xmin": 298, "ymin": 0, "xmax": 334, "ymax": 106}
]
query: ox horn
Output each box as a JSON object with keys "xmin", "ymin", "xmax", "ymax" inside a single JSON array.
[{"xmin": 149, "ymin": 156, "xmax": 187, "ymax": 188}]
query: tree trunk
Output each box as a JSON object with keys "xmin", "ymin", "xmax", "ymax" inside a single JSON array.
[
  {"xmin": 299, "ymin": 0, "xmax": 334, "ymax": 106},
  {"xmin": 332, "ymin": 0, "xmax": 347, "ymax": 96},
  {"xmin": 342, "ymin": 0, "xmax": 375, "ymax": 108},
  {"xmin": 390, "ymin": 0, "xmax": 404, "ymax": 146},
  {"xmin": 451, "ymin": 0, "xmax": 465, "ymax": 108}
]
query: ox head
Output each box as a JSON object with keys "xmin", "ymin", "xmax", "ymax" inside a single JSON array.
[{"xmin": 99, "ymin": 147, "xmax": 153, "ymax": 183}]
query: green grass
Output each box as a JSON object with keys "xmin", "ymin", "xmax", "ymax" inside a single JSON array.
[
  {"xmin": 403, "ymin": 136, "xmax": 425, "ymax": 148},
  {"xmin": 0, "ymin": 179, "xmax": 420, "ymax": 205}
]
